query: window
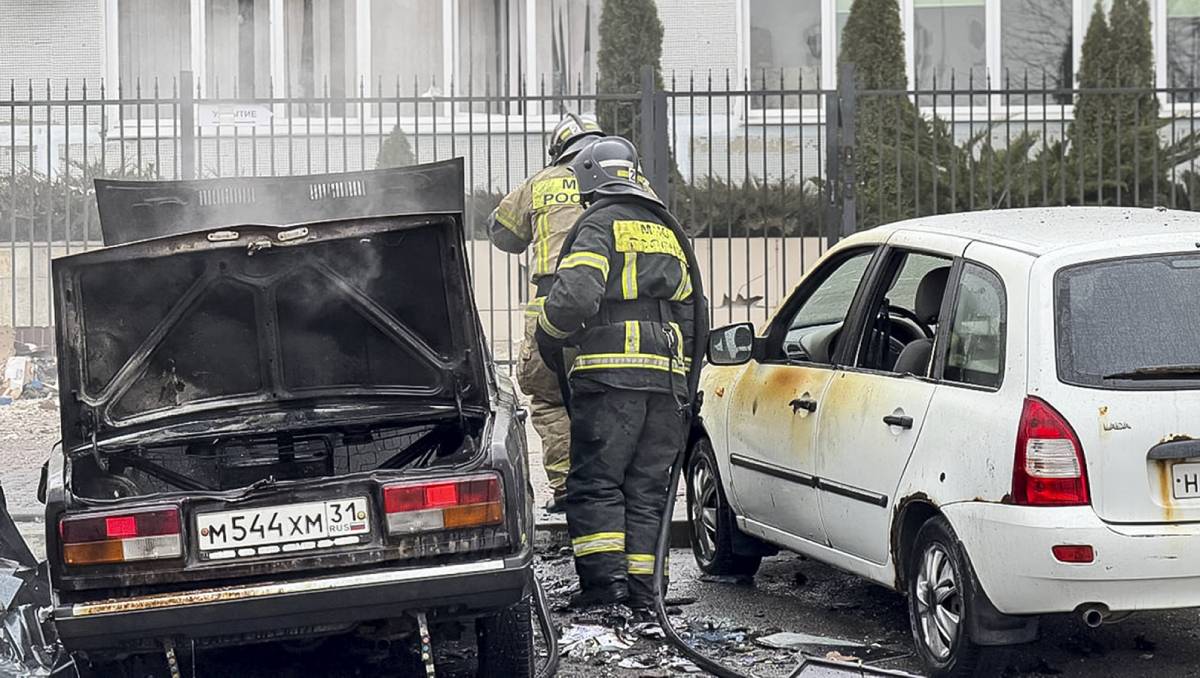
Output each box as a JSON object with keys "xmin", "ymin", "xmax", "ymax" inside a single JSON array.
[
  {"xmin": 884, "ymin": 252, "xmax": 951, "ymax": 313},
  {"xmin": 1002, "ymin": 0, "xmax": 1072, "ymax": 104},
  {"xmin": 283, "ymin": 0, "xmax": 357, "ymax": 115},
  {"xmin": 207, "ymin": 0, "xmax": 271, "ymax": 97},
  {"xmin": 535, "ymin": 0, "xmax": 602, "ymax": 99},
  {"xmin": 777, "ymin": 249, "xmax": 874, "ymax": 364},
  {"xmin": 857, "ymin": 251, "xmax": 952, "ymax": 374},
  {"xmin": 944, "ymin": 263, "xmax": 1005, "ymax": 389},
  {"xmin": 1168, "ymin": 0, "xmax": 1200, "ymax": 101},
  {"xmin": 749, "ymin": 0, "xmax": 822, "ymax": 108},
  {"xmin": 117, "ymin": 0, "xmax": 191, "ymax": 92},
  {"xmin": 788, "ymin": 251, "xmax": 872, "ymax": 329},
  {"xmin": 836, "ymin": 0, "xmax": 852, "ymax": 53},
  {"xmin": 371, "ymin": 0, "xmax": 445, "ymax": 97},
  {"xmin": 1056, "ymin": 253, "xmax": 1200, "ymax": 390},
  {"xmin": 913, "ymin": 0, "xmax": 986, "ymax": 92}
]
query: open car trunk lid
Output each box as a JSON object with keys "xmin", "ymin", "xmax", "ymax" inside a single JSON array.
[
  {"xmin": 94, "ymin": 160, "xmax": 469, "ymax": 246},
  {"xmin": 53, "ymin": 158, "xmax": 490, "ymax": 451}
]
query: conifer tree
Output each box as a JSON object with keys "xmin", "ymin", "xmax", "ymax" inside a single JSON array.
[{"xmin": 596, "ymin": 0, "xmax": 664, "ymax": 143}]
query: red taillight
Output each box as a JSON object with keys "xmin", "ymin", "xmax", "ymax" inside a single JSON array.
[
  {"xmin": 1052, "ymin": 545, "xmax": 1095, "ymax": 563},
  {"xmin": 1013, "ymin": 397, "xmax": 1090, "ymax": 506},
  {"xmin": 60, "ymin": 507, "xmax": 183, "ymax": 566},
  {"xmin": 381, "ymin": 474, "xmax": 503, "ymax": 535},
  {"xmin": 105, "ymin": 516, "xmax": 138, "ymax": 539}
]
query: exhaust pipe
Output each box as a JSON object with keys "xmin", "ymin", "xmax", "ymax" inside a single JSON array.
[{"xmin": 1079, "ymin": 604, "xmax": 1109, "ymax": 628}]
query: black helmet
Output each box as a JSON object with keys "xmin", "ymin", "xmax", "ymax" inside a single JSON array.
[
  {"xmin": 569, "ymin": 136, "xmax": 661, "ymax": 206},
  {"xmin": 547, "ymin": 113, "xmax": 604, "ymax": 163}
]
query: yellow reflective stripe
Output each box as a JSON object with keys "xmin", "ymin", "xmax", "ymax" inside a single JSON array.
[
  {"xmin": 624, "ymin": 321, "xmax": 640, "ymax": 354},
  {"xmin": 622, "ymin": 252, "xmax": 639, "ymax": 299},
  {"xmin": 571, "ymin": 532, "xmax": 626, "ymax": 557},
  {"xmin": 524, "ymin": 297, "xmax": 546, "ymax": 317},
  {"xmin": 538, "ymin": 311, "xmax": 570, "ymax": 340},
  {"xmin": 496, "ymin": 207, "xmax": 521, "ymax": 233},
  {"xmin": 670, "ymin": 260, "xmax": 693, "ymax": 301},
  {"xmin": 570, "ymin": 352, "xmax": 690, "ymax": 375},
  {"xmin": 560, "ymin": 251, "xmax": 611, "ymax": 278},
  {"xmin": 627, "ymin": 553, "xmax": 656, "ymax": 575},
  {"xmin": 535, "ymin": 212, "xmax": 551, "ymax": 275},
  {"xmin": 572, "ymin": 531, "xmax": 625, "ymax": 545}
]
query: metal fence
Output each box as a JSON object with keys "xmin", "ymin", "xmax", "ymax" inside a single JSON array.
[{"xmin": 3, "ymin": 67, "xmax": 1199, "ymax": 360}]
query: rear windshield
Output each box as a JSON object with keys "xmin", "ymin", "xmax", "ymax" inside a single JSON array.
[{"xmin": 1056, "ymin": 252, "xmax": 1200, "ymax": 389}]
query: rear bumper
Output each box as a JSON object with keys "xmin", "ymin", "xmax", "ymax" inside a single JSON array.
[
  {"xmin": 946, "ymin": 502, "xmax": 1200, "ymax": 615},
  {"xmin": 54, "ymin": 549, "xmax": 532, "ymax": 652}
]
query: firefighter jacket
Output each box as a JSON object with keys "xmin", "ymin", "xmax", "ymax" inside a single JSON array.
[
  {"xmin": 537, "ymin": 199, "xmax": 696, "ymax": 395},
  {"xmin": 489, "ymin": 164, "xmax": 582, "ymax": 283}
]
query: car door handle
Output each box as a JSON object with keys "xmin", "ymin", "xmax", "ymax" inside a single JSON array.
[
  {"xmin": 790, "ymin": 398, "xmax": 818, "ymax": 413},
  {"xmin": 883, "ymin": 414, "xmax": 914, "ymax": 429}
]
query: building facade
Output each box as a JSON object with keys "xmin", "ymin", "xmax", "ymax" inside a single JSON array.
[{"xmin": 2, "ymin": 1, "xmax": 1197, "ymax": 98}]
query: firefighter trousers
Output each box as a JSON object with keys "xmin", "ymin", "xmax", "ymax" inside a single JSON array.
[
  {"xmin": 518, "ymin": 306, "xmax": 571, "ymax": 495},
  {"xmin": 565, "ymin": 385, "xmax": 684, "ymax": 602}
]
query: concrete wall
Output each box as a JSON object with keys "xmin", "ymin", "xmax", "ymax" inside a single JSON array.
[
  {"xmin": 0, "ymin": 0, "xmax": 106, "ymax": 87},
  {"xmin": 657, "ymin": 0, "xmax": 740, "ymax": 81}
]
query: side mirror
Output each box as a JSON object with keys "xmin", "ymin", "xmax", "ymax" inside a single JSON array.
[{"xmin": 707, "ymin": 323, "xmax": 757, "ymax": 366}]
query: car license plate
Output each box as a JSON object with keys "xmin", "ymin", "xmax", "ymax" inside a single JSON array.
[
  {"xmin": 197, "ymin": 497, "xmax": 370, "ymax": 560},
  {"xmin": 1172, "ymin": 462, "xmax": 1200, "ymax": 499}
]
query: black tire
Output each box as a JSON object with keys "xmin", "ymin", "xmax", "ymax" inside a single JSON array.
[
  {"xmin": 476, "ymin": 598, "xmax": 534, "ymax": 678},
  {"xmin": 906, "ymin": 516, "xmax": 1003, "ymax": 678},
  {"xmin": 685, "ymin": 437, "xmax": 762, "ymax": 577}
]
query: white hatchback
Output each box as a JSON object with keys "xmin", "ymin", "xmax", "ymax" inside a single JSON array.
[{"xmin": 689, "ymin": 207, "xmax": 1200, "ymax": 677}]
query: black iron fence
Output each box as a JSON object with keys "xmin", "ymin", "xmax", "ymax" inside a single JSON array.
[{"xmin": 2, "ymin": 67, "xmax": 1198, "ymax": 360}]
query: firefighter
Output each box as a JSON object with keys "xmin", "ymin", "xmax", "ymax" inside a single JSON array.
[
  {"xmin": 488, "ymin": 113, "xmax": 604, "ymax": 513},
  {"xmin": 535, "ymin": 136, "xmax": 696, "ymax": 609}
]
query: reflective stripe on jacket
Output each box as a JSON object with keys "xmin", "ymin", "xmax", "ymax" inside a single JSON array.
[
  {"xmin": 488, "ymin": 164, "xmax": 583, "ymax": 281},
  {"xmin": 538, "ymin": 199, "xmax": 696, "ymax": 394}
]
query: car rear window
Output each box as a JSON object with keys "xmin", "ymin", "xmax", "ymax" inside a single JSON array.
[{"xmin": 1056, "ymin": 252, "xmax": 1200, "ymax": 389}]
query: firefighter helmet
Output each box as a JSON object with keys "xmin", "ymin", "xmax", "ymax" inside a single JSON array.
[
  {"xmin": 547, "ymin": 113, "xmax": 604, "ymax": 164},
  {"xmin": 569, "ymin": 136, "xmax": 661, "ymax": 206}
]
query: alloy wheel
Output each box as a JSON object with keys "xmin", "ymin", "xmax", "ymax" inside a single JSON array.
[{"xmin": 914, "ymin": 542, "xmax": 961, "ymax": 661}]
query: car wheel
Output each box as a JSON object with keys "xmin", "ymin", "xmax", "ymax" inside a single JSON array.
[
  {"xmin": 686, "ymin": 437, "xmax": 762, "ymax": 576},
  {"xmin": 907, "ymin": 516, "xmax": 1002, "ymax": 678},
  {"xmin": 476, "ymin": 598, "xmax": 534, "ymax": 678}
]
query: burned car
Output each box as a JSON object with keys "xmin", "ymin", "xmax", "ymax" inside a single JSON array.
[{"xmin": 42, "ymin": 159, "xmax": 535, "ymax": 675}]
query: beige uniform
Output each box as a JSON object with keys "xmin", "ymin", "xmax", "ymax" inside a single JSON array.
[{"xmin": 491, "ymin": 163, "xmax": 583, "ymax": 495}]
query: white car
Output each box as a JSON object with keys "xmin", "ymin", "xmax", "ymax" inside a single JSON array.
[{"xmin": 689, "ymin": 207, "xmax": 1200, "ymax": 677}]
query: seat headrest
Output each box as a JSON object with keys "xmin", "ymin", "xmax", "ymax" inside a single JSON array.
[{"xmin": 915, "ymin": 267, "xmax": 951, "ymax": 324}]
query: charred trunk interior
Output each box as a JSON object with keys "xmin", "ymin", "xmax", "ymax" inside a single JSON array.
[{"xmin": 70, "ymin": 417, "xmax": 484, "ymax": 500}]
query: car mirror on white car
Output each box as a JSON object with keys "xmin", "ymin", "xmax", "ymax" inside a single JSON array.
[{"xmin": 708, "ymin": 323, "xmax": 756, "ymax": 365}]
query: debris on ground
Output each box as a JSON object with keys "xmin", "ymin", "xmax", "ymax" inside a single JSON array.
[
  {"xmin": 698, "ymin": 574, "xmax": 755, "ymax": 586},
  {"xmin": 0, "ymin": 352, "xmax": 56, "ymax": 405},
  {"xmin": 824, "ymin": 650, "xmax": 861, "ymax": 663},
  {"xmin": 558, "ymin": 624, "xmax": 634, "ymax": 659},
  {"xmin": 756, "ymin": 631, "xmax": 860, "ymax": 650},
  {"xmin": 0, "ymin": 489, "xmax": 71, "ymax": 677}
]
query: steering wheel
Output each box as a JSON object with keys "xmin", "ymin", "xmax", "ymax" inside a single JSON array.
[{"xmin": 887, "ymin": 305, "xmax": 933, "ymax": 339}]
